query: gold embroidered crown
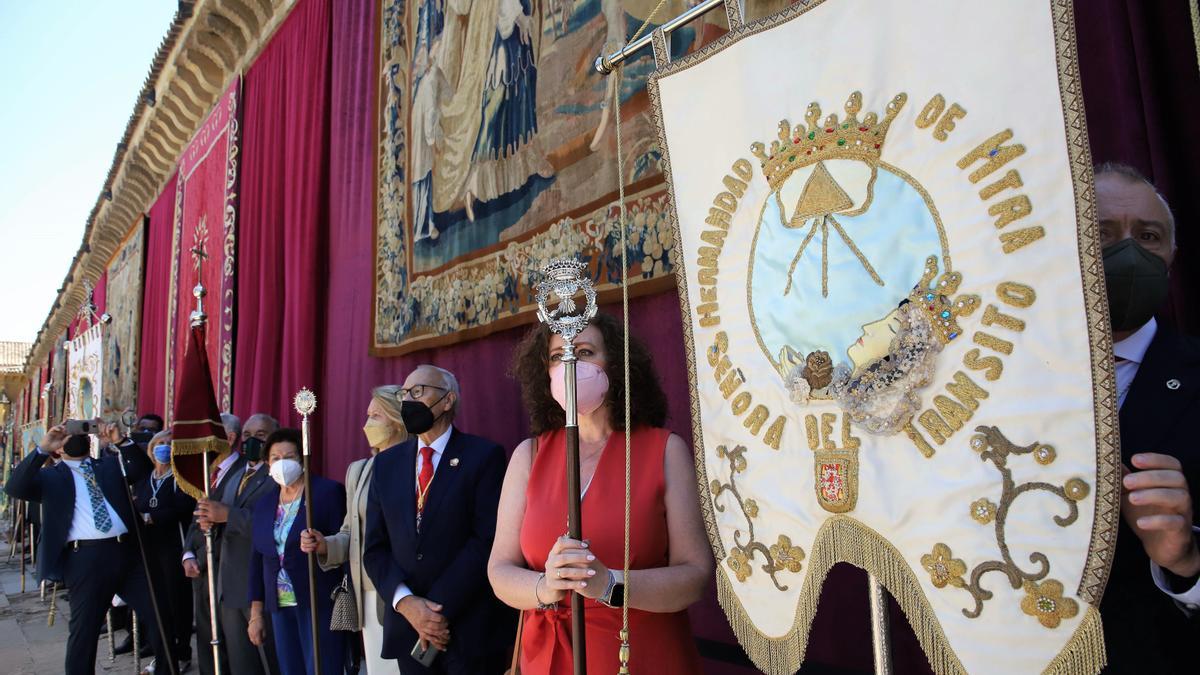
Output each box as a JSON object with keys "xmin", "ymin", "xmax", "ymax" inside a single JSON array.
[
  {"xmin": 751, "ymin": 92, "xmax": 908, "ymax": 191},
  {"xmin": 908, "ymin": 256, "xmax": 979, "ymax": 343}
]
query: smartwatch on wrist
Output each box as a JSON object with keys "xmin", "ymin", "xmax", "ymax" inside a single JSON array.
[{"xmin": 599, "ymin": 570, "xmax": 626, "ymax": 608}]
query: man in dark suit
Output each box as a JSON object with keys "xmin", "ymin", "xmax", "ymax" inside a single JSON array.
[
  {"xmin": 364, "ymin": 365, "xmax": 513, "ymax": 673},
  {"xmin": 4, "ymin": 424, "xmax": 170, "ymax": 675},
  {"xmin": 1093, "ymin": 163, "xmax": 1198, "ymax": 673},
  {"xmin": 184, "ymin": 412, "xmax": 280, "ymax": 675}
]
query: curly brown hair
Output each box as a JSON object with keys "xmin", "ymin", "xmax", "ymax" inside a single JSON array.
[{"xmin": 512, "ymin": 312, "xmax": 669, "ymax": 435}]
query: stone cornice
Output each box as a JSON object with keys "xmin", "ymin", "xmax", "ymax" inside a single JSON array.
[{"xmin": 24, "ymin": 0, "xmax": 298, "ymax": 379}]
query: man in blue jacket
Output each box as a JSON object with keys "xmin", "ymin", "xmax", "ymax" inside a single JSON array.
[
  {"xmin": 4, "ymin": 423, "xmax": 170, "ymax": 675},
  {"xmin": 364, "ymin": 365, "xmax": 513, "ymax": 673}
]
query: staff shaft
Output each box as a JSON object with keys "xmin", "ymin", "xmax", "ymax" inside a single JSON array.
[
  {"xmin": 203, "ymin": 478, "xmax": 222, "ymax": 674},
  {"xmin": 564, "ymin": 359, "xmax": 586, "ymax": 675},
  {"xmin": 302, "ymin": 418, "xmax": 323, "ymax": 675}
]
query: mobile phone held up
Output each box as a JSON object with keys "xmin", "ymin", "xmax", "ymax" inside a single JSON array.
[
  {"xmin": 410, "ymin": 639, "xmax": 438, "ymax": 667},
  {"xmin": 64, "ymin": 419, "xmax": 95, "ymax": 436}
]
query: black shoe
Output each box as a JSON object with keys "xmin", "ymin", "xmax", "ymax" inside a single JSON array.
[{"xmin": 114, "ymin": 634, "xmax": 134, "ymax": 655}]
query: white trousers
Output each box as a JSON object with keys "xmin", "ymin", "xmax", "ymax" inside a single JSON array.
[{"xmin": 362, "ymin": 588, "xmax": 402, "ymax": 674}]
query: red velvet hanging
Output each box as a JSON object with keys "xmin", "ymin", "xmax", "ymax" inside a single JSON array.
[
  {"xmin": 138, "ymin": 172, "xmax": 179, "ymax": 419},
  {"xmin": 232, "ymin": 0, "xmax": 331, "ymax": 437}
]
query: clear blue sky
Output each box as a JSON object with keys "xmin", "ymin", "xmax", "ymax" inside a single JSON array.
[{"xmin": 0, "ymin": 1, "xmax": 177, "ymax": 343}]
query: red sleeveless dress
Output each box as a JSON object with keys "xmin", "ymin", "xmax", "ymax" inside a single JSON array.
[{"xmin": 519, "ymin": 426, "xmax": 701, "ymax": 674}]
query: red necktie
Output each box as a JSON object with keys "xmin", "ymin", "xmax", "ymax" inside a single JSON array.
[
  {"xmin": 416, "ymin": 447, "xmax": 435, "ymax": 513},
  {"xmin": 210, "ymin": 465, "xmax": 221, "ymax": 490}
]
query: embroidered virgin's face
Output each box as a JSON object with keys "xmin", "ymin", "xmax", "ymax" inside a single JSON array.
[{"xmin": 848, "ymin": 307, "xmax": 901, "ymax": 373}]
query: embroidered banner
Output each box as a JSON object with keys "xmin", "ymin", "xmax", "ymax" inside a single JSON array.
[
  {"xmin": 372, "ymin": 0, "xmax": 752, "ymax": 353},
  {"xmin": 651, "ymin": 1, "xmax": 1117, "ymax": 672},
  {"xmin": 104, "ymin": 220, "xmax": 146, "ymax": 419},
  {"xmin": 166, "ymin": 79, "xmax": 240, "ymax": 419},
  {"xmin": 66, "ymin": 323, "xmax": 104, "ymax": 426},
  {"xmin": 18, "ymin": 420, "xmax": 45, "ymax": 461}
]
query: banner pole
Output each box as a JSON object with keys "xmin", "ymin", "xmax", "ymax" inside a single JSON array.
[{"xmin": 868, "ymin": 574, "xmax": 894, "ymax": 675}]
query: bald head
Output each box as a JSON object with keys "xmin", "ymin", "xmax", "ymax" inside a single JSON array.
[
  {"xmin": 242, "ymin": 413, "xmax": 279, "ymax": 443},
  {"xmin": 1095, "ymin": 163, "xmax": 1176, "ymax": 267}
]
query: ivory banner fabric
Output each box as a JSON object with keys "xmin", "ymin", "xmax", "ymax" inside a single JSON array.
[
  {"xmin": 651, "ymin": 1, "xmax": 1118, "ymax": 672},
  {"xmin": 66, "ymin": 323, "xmax": 104, "ymax": 438},
  {"xmin": 166, "ymin": 79, "xmax": 240, "ymax": 418}
]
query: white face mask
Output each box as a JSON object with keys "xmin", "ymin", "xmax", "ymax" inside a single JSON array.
[{"xmin": 269, "ymin": 458, "xmax": 303, "ymax": 487}]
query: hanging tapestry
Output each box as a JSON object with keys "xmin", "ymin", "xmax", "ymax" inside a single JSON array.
[
  {"xmin": 372, "ymin": 0, "xmax": 763, "ymax": 353},
  {"xmin": 104, "ymin": 219, "xmax": 146, "ymax": 419},
  {"xmin": 166, "ymin": 78, "xmax": 240, "ymax": 418},
  {"xmin": 652, "ymin": 1, "xmax": 1118, "ymax": 672},
  {"xmin": 50, "ymin": 332, "xmax": 68, "ymax": 422}
]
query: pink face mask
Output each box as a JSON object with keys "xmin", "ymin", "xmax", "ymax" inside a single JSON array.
[{"xmin": 549, "ymin": 360, "xmax": 610, "ymax": 416}]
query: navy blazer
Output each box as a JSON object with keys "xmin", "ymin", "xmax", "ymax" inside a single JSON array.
[
  {"xmin": 248, "ymin": 475, "xmax": 346, "ymax": 613},
  {"xmin": 1100, "ymin": 326, "xmax": 1200, "ymax": 673},
  {"xmin": 363, "ymin": 427, "xmax": 510, "ymax": 661},
  {"xmin": 4, "ymin": 440, "xmax": 152, "ymax": 582}
]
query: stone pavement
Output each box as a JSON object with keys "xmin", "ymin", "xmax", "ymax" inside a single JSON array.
[{"xmin": 0, "ymin": 520, "xmax": 194, "ymax": 675}]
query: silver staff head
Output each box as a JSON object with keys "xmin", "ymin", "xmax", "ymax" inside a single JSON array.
[
  {"xmin": 534, "ymin": 258, "xmax": 598, "ymax": 361},
  {"xmin": 294, "ymin": 387, "xmax": 317, "ymax": 417}
]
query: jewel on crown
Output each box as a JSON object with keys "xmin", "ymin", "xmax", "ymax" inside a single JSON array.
[
  {"xmin": 908, "ymin": 256, "xmax": 980, "ymax": 343},
  {"xmin": 750, "ymin": 92, "xmax": 908, "ymax": 192}
]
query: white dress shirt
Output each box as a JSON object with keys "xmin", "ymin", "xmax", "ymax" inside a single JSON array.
[
  {"xmin": 60, "ymin": 456, "xmax": 129, "ymax": 541},
  {"xmin": 393, "ymin": 426, "xmax": 452, "ymax": 609},
  {"xmin": 1113, "ymin": 318, "xmax": 1200, "ymax": 612}
]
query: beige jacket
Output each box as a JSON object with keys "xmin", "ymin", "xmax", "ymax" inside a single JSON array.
[{"xmin": 318, "ymin": 455, "xmax": 386, "ymax": 624}]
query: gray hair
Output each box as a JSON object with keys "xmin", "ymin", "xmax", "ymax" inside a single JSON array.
[
  {"xmin": 1094, "ymin": 161, "xmax": 1177, "ymax": 247},
  {"xmin": 245, "ymin": 413, "xmax": 280, "ymax": 433},
  {"xmin": 220, "ymin": 412, "xmax": 242, "ymax": 439},
  {"xmin": 417, "ymin": 365, "xmax": 461, "ymax": 417}
]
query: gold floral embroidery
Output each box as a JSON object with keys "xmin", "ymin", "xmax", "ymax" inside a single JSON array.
[
  {"xmin": 1064, "ymin": 478, "xmax": 1090, "ymax": 502},
  {"xmin": 726, "ymin": 547, "xmax": 752, "ymax": 582},
  {"xmin": 1020, "ymin": 579, "xmax": 1079, "ymax": 629},
  {"xmin": 711, "ymin": 445, "xmax": 806, "ymax": 589},
  {"xmin": 942, "ymin": 426, "xmax": 1090, "ymax": 624},
  {"xmin": 921, "ymin": 543, "xmax": 967, "ymax": 589},
  {"xmin": 769, "ymin": 535, "xmax": 805, "ymax": 573},
  {"xmin": 969, "ymin": 498, "xmax": 997, "ymax": 525}
]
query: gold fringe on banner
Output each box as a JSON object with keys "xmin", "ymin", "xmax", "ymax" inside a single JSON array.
[
  {"xmin": 171, "ymin": 436, "xmax": 231, "ymax": 501},
  {"xmin": 715, "ymin": 516, "xmax": 1105, "ymax": 675}
]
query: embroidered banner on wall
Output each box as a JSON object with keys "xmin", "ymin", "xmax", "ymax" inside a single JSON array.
[
  {"xmin": 371, "ymin": 0, "xmax": 741, "ymax": 353},
  {"xmin": 166, "ymin": 79, "xmax": 240, "ymax": 417},
  {"xmin": 652, "ymin": 1, "xmax": 1118, "ymax": 672},
  {"xmin": 104, "ymin": 219, "xmax": 146, "ymax": 419}
]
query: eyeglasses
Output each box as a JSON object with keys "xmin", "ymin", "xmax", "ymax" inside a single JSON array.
[{"xmin": 399, "ymin": 384, "xmax": 447, "ymax": 401}]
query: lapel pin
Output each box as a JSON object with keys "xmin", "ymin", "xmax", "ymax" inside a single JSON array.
[
  {"xmin": 449, "ymin": 457, "xmax": 460, "ymax": 467},
  {"xmin": 1166, "ymin": 378, "xmax": 1181, "ymax": 390}
]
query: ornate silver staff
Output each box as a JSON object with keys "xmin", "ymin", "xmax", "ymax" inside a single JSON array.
[
  {"xmin": 294, "ymin": 387, "xmax": 323, "ymax": 675},
  {"xmin": 534, "ymin": 258, "xmax": 597, "ymax": 675}
]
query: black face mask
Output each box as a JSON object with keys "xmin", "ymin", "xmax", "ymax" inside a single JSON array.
[
  {"xmin": 1103, "ymin": 238, "xmax": 1169, "ymax": 332},
  {"xmin": 242, "ymin": 436, "xmax": 265, "ymax": 463},
  {"xmin": 401, "ymin": 393, "xmax": 449, "ymax": 435},
  {"xmin": 63, "ymin": 435, "xmax": 91, "ymax": 458}
]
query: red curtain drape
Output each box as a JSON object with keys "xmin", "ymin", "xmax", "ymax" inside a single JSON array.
[
  {"xmin": 232, "ymin": 0, "xmax": 331, "ymax": 433},
  {"xmin": 138, "ymin": 173, "xmax": 178, "ymax": 419}
]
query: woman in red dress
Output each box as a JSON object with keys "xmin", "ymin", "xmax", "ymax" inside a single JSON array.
[{"xmin": 488, "ymin": 313, "xmax": 713, "ymax": 674}]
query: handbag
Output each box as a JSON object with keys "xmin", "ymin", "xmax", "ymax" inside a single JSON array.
[
  {"xmin": 504, "ymin": 436, "xmax": 538, "ymax": 675},
  {"xmin": 329, "ymin": 573, "xmax": 360, "ymax": 632}
]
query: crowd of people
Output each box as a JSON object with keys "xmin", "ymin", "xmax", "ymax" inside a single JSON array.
[{"xmin": 3, "ymin": 163, "xmax": 1198, "ymax": 674}]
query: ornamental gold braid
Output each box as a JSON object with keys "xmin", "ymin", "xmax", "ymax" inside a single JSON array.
[{"xmin": 751, "ymin": 91, "xmax": 908, "ymax": 191}]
